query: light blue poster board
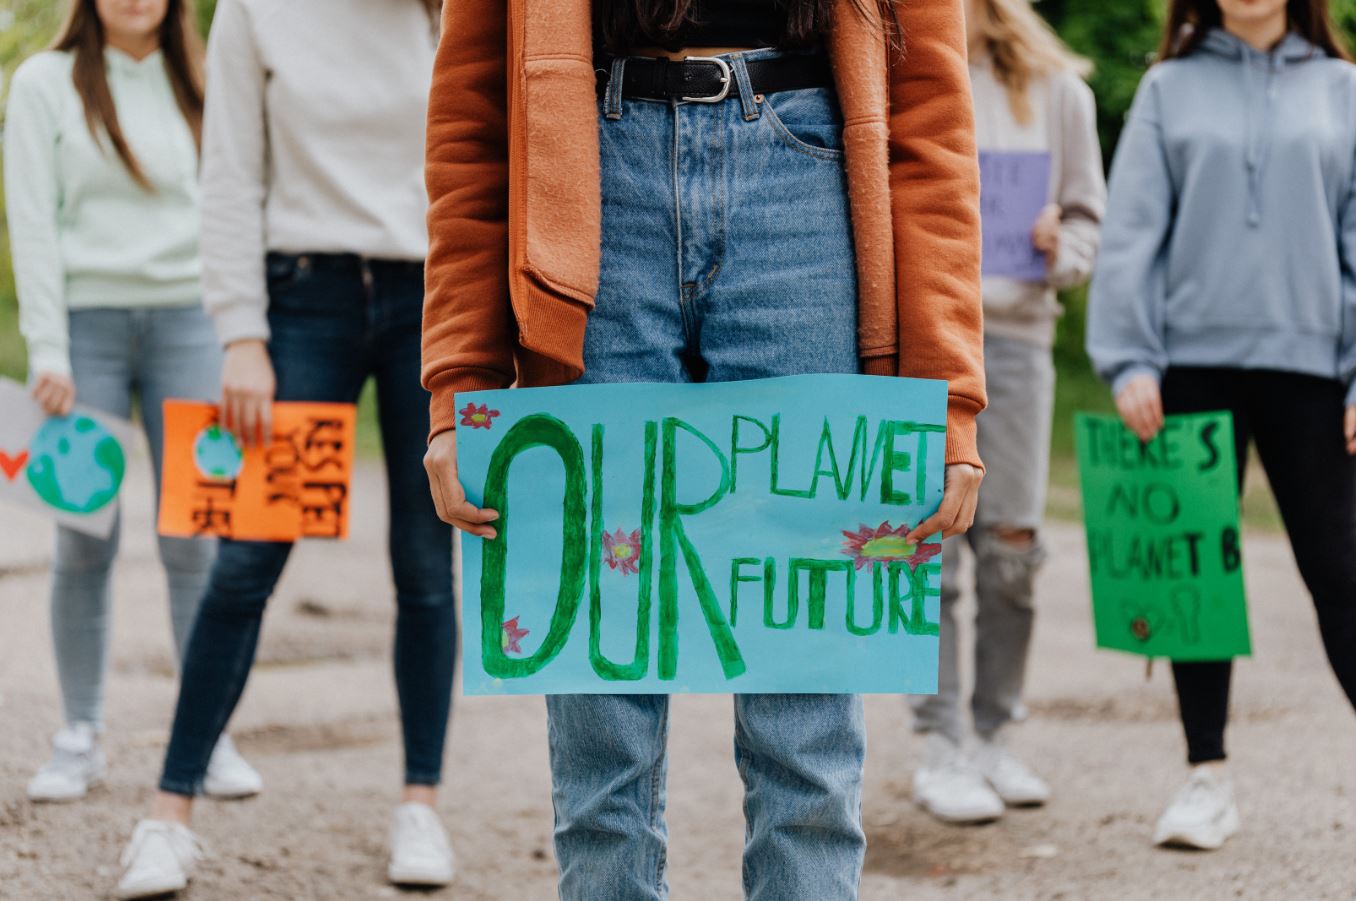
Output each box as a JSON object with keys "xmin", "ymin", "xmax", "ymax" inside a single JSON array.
[{"xmin": 455, "ymin": 374, "xmax": 948, "ymax": 695}]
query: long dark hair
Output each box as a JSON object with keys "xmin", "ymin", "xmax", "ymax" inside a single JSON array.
[
  {"xmin": 1158, "ymin": 0, "xmax": 1352, "ymax": 61},
  {"xmin": 52, "ymin": 0, "xmax": 205, "ymax": 190},
  {"xmin": 595, "ymin": 0, "xmax": 895, "ymax": 53}
]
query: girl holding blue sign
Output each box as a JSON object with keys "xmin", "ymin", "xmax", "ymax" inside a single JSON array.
[
  {"xmin": 420, "ymin": 0, "xmax": 987, "ymax": 897},
  {"xmin": 5, "ymin": 0, "xmax": 259, "ymax": 807},
  {"xmin": 1089, "ymin": 0, "xmax": 1356, "ymax": 852},
  {"xmin": 910, "ymin": 0, "xmax": 1106, "ymax": 826}
]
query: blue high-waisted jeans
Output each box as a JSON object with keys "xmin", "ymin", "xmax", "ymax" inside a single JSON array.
[
  {"xmin": 546, "ymin": 50, "xmax": 866, "ymax": 901},
  {"xmin": 52, "ymin": 305, "xmax": 221, "ymax": 729},
  {"xmin": 158, "ymin": 254, "xmax": 456, "ymax": 792}
]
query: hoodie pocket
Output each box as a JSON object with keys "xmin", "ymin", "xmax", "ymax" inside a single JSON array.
[{"xmin": 521, "ymin": 58, "xmax": 601, "ymax": 307}]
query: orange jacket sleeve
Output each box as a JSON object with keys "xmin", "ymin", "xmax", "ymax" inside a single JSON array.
[
  {"xmin": 887, "ymin": 0, "xmax": 987, "ymax": 468},
  {"xmin": 421, "ymin": 0, "xmax": 517, "ymax": 440}
]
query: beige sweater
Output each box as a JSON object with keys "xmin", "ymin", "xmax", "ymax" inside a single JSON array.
[
  {"xmin": 200, "ymin": 0, "xmax": 437, "ymax": 346},
  {"xmin": 970, "ymin": 59, "xmax": 1106, "ymax": 348}
]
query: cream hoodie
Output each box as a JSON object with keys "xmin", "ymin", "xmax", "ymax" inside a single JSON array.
[{"xmin": 4, "ymin": 49, "xmax": 201, "ymax": 376}]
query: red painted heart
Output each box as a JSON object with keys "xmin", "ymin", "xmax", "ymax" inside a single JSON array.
[{"xmin": 0, "ymin": 449, "xmax": 29, "ymax": 481}]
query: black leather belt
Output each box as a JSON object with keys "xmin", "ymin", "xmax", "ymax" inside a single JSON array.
[{"xmin": 597, "ymin": 54, "xmax": 833, "ymax": 104}]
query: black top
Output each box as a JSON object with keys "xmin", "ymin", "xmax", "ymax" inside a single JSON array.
[
  {"xmin": 596, "ymin": 0, "xmax": 811, "ymax": 54},
  {"xmin": 667, "ymin": 0, "xmax": 790, "ymax": 49}
]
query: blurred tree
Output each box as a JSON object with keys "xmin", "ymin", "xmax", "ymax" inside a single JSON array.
[
  {"xmin": 1, "ymin": 0, "xmax": 63, "ymax": 87},
  {"xmin": 0, "ymin": 0, "xmax": 65, "ymax": 377},
  {"xmin": 1045, "ymin": 0, "xmax": 1164, "ymax": 162},
  {"xmin": 196, "ymin": 0, "xmax": 217, "ymax": 34}
]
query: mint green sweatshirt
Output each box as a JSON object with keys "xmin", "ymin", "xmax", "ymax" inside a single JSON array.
[{"xmin": 4, "ymin": 48, "xmax": 201, "ymax": 377}]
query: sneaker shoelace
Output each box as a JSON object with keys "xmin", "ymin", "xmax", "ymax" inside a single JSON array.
[
  {"xmin": 1174, "ymin": 774, "xmax": 1224, "ymax": 813},
  {"xmin": 991, "ymin": 749, "xmax": 1034, "ymax": 781},
  {"xmin": 398, "ymin": 809, "xmax": 450, "ymax": 857},
  {"xmin": 39, "ymin": 750, "xmax": 84, "ymax": 775},
  {"xmin": 121, "ymin": 823, "xmax": 207, "ymax": 869}
]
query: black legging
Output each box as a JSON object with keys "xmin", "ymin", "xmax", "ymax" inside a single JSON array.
[{"xmin": 1161, "ymin": 367, "xmax": 1356, "ymax": 764}]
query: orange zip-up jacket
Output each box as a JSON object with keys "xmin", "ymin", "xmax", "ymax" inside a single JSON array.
[{"xmin": 421, "ymin": 0, "xmax": 987, "ymax": 467}]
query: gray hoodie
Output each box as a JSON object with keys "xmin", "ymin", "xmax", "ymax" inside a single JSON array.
[{"xmin": 1087, "ymin": 29, "xmax": 1356, "ymax": 403}]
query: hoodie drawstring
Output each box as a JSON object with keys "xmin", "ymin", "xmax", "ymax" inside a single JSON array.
[{"xmin": 1244, "ymin": 47, "xmax": 1283, "ymax": 228}]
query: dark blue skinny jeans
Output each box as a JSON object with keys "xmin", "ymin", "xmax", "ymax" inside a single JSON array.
[{"xmin": 159, "ymin": 253, "xmax": 456, "ymax": 793}]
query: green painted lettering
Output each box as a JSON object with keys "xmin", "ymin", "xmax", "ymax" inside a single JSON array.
[
  {"xmin": 730, "ymin": 415, "xmax": 772, "ymax": 494},
  {"xmin": 789, "ymin": 558, "xmax": 855, "ymax": 630},
  {"xmin": 769, "ymin": 413, "xmax": 813, "ymax": 498},
  {"xmin": 659, "ymin": 418, "xmax": 746, "ymax": 680},
  {"xmin": 587, "ymin": 422, "xmax": 656, "ymax": 681},
  {"xmin": 480, "ymin": 415, "xmax": 587, "ymax": 678}
]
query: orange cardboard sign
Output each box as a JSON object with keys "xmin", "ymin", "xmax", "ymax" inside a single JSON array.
[{"xmin": 158, "ymin": 400, "xmax": 356, "ymax": 541}]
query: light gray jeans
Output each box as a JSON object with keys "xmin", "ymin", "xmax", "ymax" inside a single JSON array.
[
  {"xmin": 913, "ymin": 333, "xmax": 1052, "ymax": 743},
  {"xmin": 50, "ymin": 306, "xmax": 221, "ymax": 728}
]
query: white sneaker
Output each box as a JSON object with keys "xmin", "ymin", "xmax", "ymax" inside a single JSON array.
[
  {"xmin": 912, "ymin": 733, "xmax": 1005, "ymax": 824},
  {"xmin": 1153, "ymin": 766, "xmax": 1240, "ymax": 850},
  {"xmin": 974, "ymin": 736, "xmax": 1051, "ymax": 807},
  {"xmin": 388, "ymin": 802, "xmax": 456, "ymax": 886},
  {"xmin": 203, "ymin": 735, "xmax": 262, "ymax": 799},
  {"xmin": 27, "ymin": 722, "xmax": 106, "ymax": 802},
  {"xmin": 116, "ymin": 819, "xmax": 204, "ymax": 899}
]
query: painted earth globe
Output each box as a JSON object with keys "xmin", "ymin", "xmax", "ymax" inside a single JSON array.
[
  {"xmin": 193, "ymin": 424, "xmax": 243, "ymax": 481},
  {"xmin": 25, "ymin": 415, "xmax": 125, "ymax": 515}
]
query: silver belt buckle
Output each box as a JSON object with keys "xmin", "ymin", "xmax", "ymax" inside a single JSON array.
[{"xmin": 681, "ymin": 55, "xmax": 732, "ymax": 103}]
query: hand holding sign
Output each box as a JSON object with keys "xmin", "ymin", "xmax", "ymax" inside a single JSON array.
[
  {"xmin": 220, "ymin": 339, "xmax": 276, "ymax": 447},
  {"xmin": 1031, "ymin": 203, "xmax": 1062, "ymax": 265},
  {"xmin": 1115, "ymin": 373, "xmax": 1165, "ymax": 443},
  {"xmin": 424, "ymin": 430, "xmax": 499, "ymax": 539},
  {"xmin": 31, "ymin": 371, "xmax": 76, "ymax": 417}
]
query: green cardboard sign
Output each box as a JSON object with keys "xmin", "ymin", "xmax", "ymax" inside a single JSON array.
[{"xmin": 1075, "ymin": 412, "xmax": 1251, "ymax": 661}]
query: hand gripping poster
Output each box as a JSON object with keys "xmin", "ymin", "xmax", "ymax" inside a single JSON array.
[
  {"xmin": 454, "ymin": 374, "xmax": 948, "ymax": 695},
  {"xmin": 0, "ymin": 377, "xmax": 140, "ymax": 538}
]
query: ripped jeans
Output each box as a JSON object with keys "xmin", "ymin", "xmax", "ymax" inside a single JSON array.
[{"xmin": 912, "ymin": 334, "xmax": 1052, "ymax": 742}]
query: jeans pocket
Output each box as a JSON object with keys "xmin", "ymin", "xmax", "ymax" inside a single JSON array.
[
  {"xmin": 264, "ymin": 253, "xmax": 311, "ymax": 294},
  {"xmin": 761, "ymin": 88, "xmax": 846, "ymax": 161}
]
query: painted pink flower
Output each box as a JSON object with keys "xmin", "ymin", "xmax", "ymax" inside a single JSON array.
[
  {"xmin": 460, "ymin": 403, "xmax": 500, "ymax": 430},
  {"xmin": 840, "ymin": 521, "xmax": 942, "ymax": 571},
  {"xmin": 602, "ymin": 528, "xmax": 642, "ymax": 575},
  {"xmin": 502, "ymin": 616, "xmax": 529, "ymax": 655}
]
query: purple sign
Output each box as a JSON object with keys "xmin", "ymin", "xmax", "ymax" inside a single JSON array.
[{"xmin": 979, "ymin": 150, "xmax": 1051, "ymax": 282}]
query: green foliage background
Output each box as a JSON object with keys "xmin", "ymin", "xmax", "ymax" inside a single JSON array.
[{"xmin": 0, "ymin": 0, "xmax": 1350, "ymax": 516}]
